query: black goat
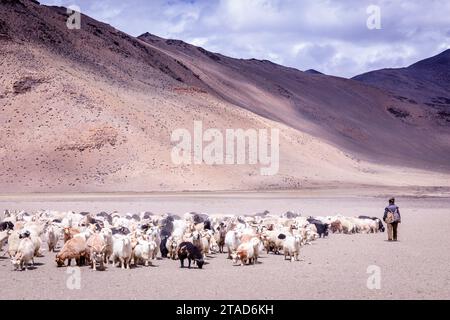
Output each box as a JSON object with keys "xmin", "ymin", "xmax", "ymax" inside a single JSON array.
[{"xmin": 177, "ymin": 242, "xmax": 204, "ymax": 269}]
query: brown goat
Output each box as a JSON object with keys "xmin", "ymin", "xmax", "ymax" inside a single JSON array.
[
  {"xmin": 330, "ymin": 221, "xmax": 343, "ymax": 233},
  {"xmin": 56, "ymin": 236, "xmax": 87, "ymax": 267}
]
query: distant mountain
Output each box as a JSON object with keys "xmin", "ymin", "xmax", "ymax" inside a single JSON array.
[
  {"xmin": 1, "ymin": 0, "xmax": 449, "ymax": 192},
  {"xmin": 353, "ymin": 49, "xmax": 450, "ymax": 121},
  {"xmin": 304, "ymin": 69, "xmax": 324, "ymax": 75},
  {"xmin": 138, "ymin": 33, "xmax": 450, "ymax": 171}
]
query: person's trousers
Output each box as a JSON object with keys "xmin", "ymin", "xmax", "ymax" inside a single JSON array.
[{"xmin": 387, "ymin": 222, "xmax": 399, "ymax": 241}]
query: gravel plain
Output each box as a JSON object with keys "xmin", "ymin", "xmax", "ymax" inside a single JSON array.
[{"xmin": 1, "ymin": 192, "xmax": 449, "ymax": 300}]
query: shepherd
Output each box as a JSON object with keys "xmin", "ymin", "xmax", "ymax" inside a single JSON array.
[{"xmin": 383, "ymin": 197, "xmax": 401, "ymax": 241}]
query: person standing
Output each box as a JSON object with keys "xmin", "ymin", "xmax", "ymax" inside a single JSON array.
[{"xmin": 383, "ymin": 198, "xmax": 401, "ymax": 241}]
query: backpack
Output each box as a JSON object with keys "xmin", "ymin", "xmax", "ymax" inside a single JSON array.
[{"xmin": 385, "ymin": 211, "xmax": 395, "ymax": 224}]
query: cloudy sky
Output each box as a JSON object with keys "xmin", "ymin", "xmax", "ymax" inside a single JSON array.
[{"xmin": 41, "ymin": 0, "xmax": 450, "ymax": 78}]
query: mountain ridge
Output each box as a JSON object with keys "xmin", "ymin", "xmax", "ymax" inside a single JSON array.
[{"xmin": 353, "ymin": 49, "xmax": 450, "ymax": 112}]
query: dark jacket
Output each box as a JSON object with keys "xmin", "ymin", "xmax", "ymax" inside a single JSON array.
[{"xmin": 383, "ymin": 204, "xmax": 401, "ymax": 223}]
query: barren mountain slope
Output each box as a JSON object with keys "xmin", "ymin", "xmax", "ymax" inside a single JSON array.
[
  {"xmin": 139, "ymin": 33, "xmax": 450, "ymax": 171},
  {"xmin": 1, "ymin": 0, "xmax": 449, "ymax": 192},
  {"xmin": 353, "ymin": 49, "xmax": 450, "ymax": 125},
  {"xmin": 353, "ymin": 50, "xmax": 450, "ymax": 102}
]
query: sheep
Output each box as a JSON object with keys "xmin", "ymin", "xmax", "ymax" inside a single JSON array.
[
  {"xmin": 359, "ymin": 216, "xmax": 385, "ymax": 232},
  {"xmin": 29, "ymin": 233, "xmax": 42, "ymax": 257},
  {"xmin": 146, "ymin": 239, "xmax": 157, "ymax": 263},
  {"xmin": 305, "ymin": 228, "xmax": 319, "ymax": 244},
  {"xmin": 86, "ymin": 233, "xmax": 106, "ymax": 271},
  {"xmin": 231, "ymin": 241, "xmax": 255, "ymax": 266},
  {"xmin": 191, "ymin": 231, "xmax": 206, "ymax": 258},
  {"xmin": 7, "ymin": 230, "xmax": 21, "ymax": 258},
  {"xmin": 61, "ymin": 213, "xmax": 73, "ymax": 228},
  {"xmin": 11, "ymin": 237, "xmax": 35, "ymax": 271},
  {"xmin": 199, "ymin": 230, "xmax": 213, "ymax": 257},
  {"xmin": 2, "ymin": 210, "xmax": 393, "ymax": 273},
  {"xmin": 100, "ymin": 228, "xmax": 113, "ymax": 264},
  {"xmin": 16, "ymin": 211, "xmax": 31, "ymax": 222},
  {"xmin": 17, "ymin": 228, "xmax": 43, "ymax": 257},
  {"xmin": 190, "ymin": 230, "xmax": 209, "ymax": 258},
  {"xmin": 73, "ymin": 225, "xmax": 95, "ymax": 241},
  {"xmin": 261, "ymin": 230, "xmax": 286, "ymax": 254},
  {"xmin": 361, "ymin": 218, "xmax": 378, "ymax": 233},
  {"xmin": 209, "ymin": 233, "xmax": 220, "ymax": 254},
  {"xmin": 130, "ymin": 232, "xmax": 139, "ymax": 253},
  {"xmin": 146, "ymin": 226, "xmax": 161, "ymax": 259},
  {"xmin": 215, "ymin": 223, "xmax": 227, "ymax": 253},
  {"xmin": 112, "ymin": 235, "xmax": 132, "ymax": 269},
  {"xmin": 45, "ymin": 225, "xmax": 58, "ymax": 252},
  {"xmin": 294, "ymin": 217, "xmax": 310, "ymax": 229},
  {"xmin": 294, "ymin": 227, "xmax": 307, "ymax": 246},
  {"xmin": 133, "ymin": 239, "xmax": 154, "ymax": 267},
  {"xmin": 338, "ymin": 217, "xmax": 356, "ymax": 234},
  {"xmin": 241, "ymin": 235, "xmax": 263, "ymax": 263},
  {"xmin": 349, "ymin": 218, "xmax": 371, "ymax": 234},
  {"xmin": 306, "ymin": 219, "xmax": 329, "ymax": 238},
  {"xmin": 359, "ymin": 218, "xmax": 380, "ymax": 233},
  {"xmin": 224, "ymin": 230, "xmax": 241, "ymax": 259},
  {"xmin": 283, "ymin": 235, "xmax": 302, "ymax": 262},
  {"xmin": 172, "ymin": 220, "xmax": 187, "ymax": 239},
  {"xmin": 23, "ymin": 222, "xmax": 45, "ymax": 237},
  {"xmin": 166, "ymin": 236, "xmax": 181, "ymax": 260},
  {"xmin": 70, "ymin": 212, "xmax": 84, "ymax": 228}
]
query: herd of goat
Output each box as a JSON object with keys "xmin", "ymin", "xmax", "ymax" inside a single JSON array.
[{"xmin": 0, "ymin": 209, "xmax": 385, "ymax": 271}]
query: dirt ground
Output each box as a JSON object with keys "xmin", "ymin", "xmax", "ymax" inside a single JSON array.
[{"xmin": 1, "ymin": 192, "xmax": 449, "ymax": 300}]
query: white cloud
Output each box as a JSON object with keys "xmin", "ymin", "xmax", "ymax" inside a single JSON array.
[
  {"xmin": 89, "ymin": 2, "xmax": 125, "ymax": 21},
  {"xmin": 39, "ymin": 0, "xmax": 450, "ymax": 78}
]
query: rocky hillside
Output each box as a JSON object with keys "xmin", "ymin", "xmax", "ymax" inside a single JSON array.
[{"xmin": 1, "ymin": 0, "xmax": 449, "ymax": 192}]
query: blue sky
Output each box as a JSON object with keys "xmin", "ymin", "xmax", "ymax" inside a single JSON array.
[{"xmin": 40, "ymin": 0, "xmax": 450, "ymax": 78}]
